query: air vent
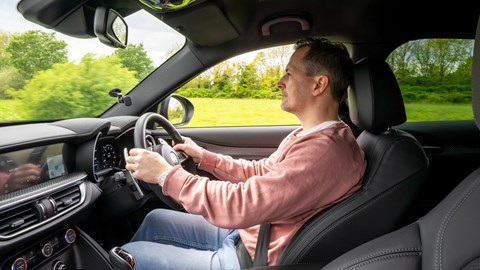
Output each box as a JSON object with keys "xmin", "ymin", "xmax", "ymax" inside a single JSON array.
[
  {"xmin": 51, "ymin": 186, "xmax": 81, "ymax": 213},
  {"xmin": 0, "ymin": 185, "xmax": 84, "ymax": 239},
  {"xmin": 0, "ymin": 203, "xmax": 39, "ymax": 237}
]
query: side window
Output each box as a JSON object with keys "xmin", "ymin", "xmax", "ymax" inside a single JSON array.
[
  {"xmin": 176, "ymin": 45, "xmax": 299, "ymax": 127},
  {"xmin": 387, "ymin": 39, "xmax": 474, "ymax": 122}
]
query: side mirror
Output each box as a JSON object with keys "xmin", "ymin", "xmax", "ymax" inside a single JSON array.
[
  {"xmin": 158, "ymin": 95, "xmax": 194, "ymax": 126},
  {"xmin": 94, "ymin": 7, "xmax": 128, "ymax": 48}
]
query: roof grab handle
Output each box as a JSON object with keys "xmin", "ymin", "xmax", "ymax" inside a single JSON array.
[{"xmin": 261, "ymin": 16, "xmax": 310, "ymax": 36}]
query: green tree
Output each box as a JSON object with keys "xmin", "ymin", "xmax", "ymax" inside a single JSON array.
[
  {"xmin": 410, "ymin": 39, "xmax": 472, "ymax": 83},
  {"xmin": 450, "ymin": 56, "xmax": 473, "ymax": 84},
  {"xmin": 6, "ymin": 30, "xmax": 68, "ymax": 78},
  {"xmin": 252, "ymin": 51, "xmax": 283, "ymax": 98},
  {"xmin": 0, "ymin": 67, "xmax": 25, "ymax": 98},
  {"xmin": 12, "ymin": 54, "xmax": 138, "ymax": 119},
  {"xmin": 114, "ymin": 43, "xmax": 154, "ymax": 80},
  {"xmin": 236, "ymin": 63, "xmax": 259, "ymax": 97},
  {"xmin": 211, "ymin": 61, "xmax": 236, "ymax": 96},
  {"xmin": 387, "ymin": 41, "xmax": 415, "ymax": 81},
  {"xmin": 0, "ymin": 32, "xmax": 14, "ymax": 69}
]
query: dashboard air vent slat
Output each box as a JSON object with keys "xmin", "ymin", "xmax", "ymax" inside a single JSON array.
[
  {"xmin": 0, "ymin": 204, "xmax": 38, "ymax": 237},
  {"xmin": 51, "ymin": 186, "xmax": 81, "ymax": 213}
]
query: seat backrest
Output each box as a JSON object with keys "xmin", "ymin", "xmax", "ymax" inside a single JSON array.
[
  {"xmin": 276, "ymin": 57, "xmax": 429, "ymax": 266},
  {"xmin": 321, "ymin": 153, "xmax": 480, "ymax": 270}
]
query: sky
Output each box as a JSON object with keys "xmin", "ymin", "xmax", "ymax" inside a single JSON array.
[{"xmin": 0, "ymin": 0, "xmax": 187, "ymax": 66}]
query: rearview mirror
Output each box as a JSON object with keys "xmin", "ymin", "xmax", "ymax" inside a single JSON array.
[{"xmin": 94, "ymin": 7, "xmax": 128, "ymax": 48}]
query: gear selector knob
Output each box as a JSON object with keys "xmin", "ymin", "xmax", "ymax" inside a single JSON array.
[{"xmin": 109, "ymin": 247, "xmax": 137, "ymax": 270}]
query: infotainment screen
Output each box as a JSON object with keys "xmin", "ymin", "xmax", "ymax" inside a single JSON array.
[{"xmin": 0, "ymin": 143, "xmax": 67, "ymax": 195}]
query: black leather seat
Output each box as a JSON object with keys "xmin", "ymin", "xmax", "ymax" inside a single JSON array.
[
  {"xmin": 320, "ymin": 166, "xmax": 480, "ymax": 270},
  {"xmin": 275, "ymin": 58, "xmax": 429, "ymax": 266}
]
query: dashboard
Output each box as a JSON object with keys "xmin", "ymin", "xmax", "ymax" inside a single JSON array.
[
  {"xmin": 0, "ymin": 122, "xmax": 136, "ymax": 198},
  {"xmin": 0, "ymin": 116, "xmax": 153, "ymax": 268}
]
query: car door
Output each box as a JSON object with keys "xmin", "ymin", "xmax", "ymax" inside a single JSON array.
[{"xmin": 399, "ymin": 120, "xmax": 480, "ymax": 218}]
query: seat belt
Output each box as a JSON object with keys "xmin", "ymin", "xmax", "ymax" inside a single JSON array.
[
  {"xmin": 236, "ymin": 223, "xmax": 271, "ymax": 268},
  {"xmin": 252, "ymin": 223, "xmax": 271, "ymax": 267}
]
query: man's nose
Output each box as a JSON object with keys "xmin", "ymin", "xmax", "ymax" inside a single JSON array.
[{"xmin": 277, "ymin": 76, "xmax": 285, "ymax": 89}]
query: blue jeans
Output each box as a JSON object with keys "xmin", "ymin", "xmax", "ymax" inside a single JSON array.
[{"xmin": 122, "ymin": 209, "xmax": 241, "ymax": 270}]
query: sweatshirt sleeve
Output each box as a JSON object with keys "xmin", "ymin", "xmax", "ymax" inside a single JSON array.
[
  {"xmin": 197, "ymin": 149, "xmax": 277, "ymax": 183},
  {"xmin": 162, "ymin": 131, "xmax": 365, "ymax": 229}
]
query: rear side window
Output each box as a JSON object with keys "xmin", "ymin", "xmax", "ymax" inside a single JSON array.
[{"xmin": 387, "ymin": 39, "xmax": 474, "ymax": 122}]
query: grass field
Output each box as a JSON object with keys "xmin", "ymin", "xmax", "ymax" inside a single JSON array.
[
  {"xmin": 0, "ymin": 98, "xmax": 474, "ymax": 125},
  {"xmin": 184, "ymin": 98, "xmax": 474, "ymax": 127}
]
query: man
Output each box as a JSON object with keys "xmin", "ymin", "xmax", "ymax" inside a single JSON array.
[{"xmin": 123, "ymin": 37, "xmax": 366, "ymax": 269}]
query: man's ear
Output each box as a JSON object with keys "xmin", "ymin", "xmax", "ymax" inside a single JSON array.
[{"xmin": 312, "ymin": 75, "xmax": 328, "ymax": 96}]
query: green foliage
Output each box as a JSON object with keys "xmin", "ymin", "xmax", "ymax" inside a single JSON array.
[
  {"xmin": 0, "ymin": 99, "xmax": 23, "ymax": 121},
  {"xmin": 11, "ymin": 54, "xmax": 138, "ymax": 120},
  {"xmin": 6, "ymin": 30, "xmax": 68, "ymax": 78},
  {"xmin": 177, "ymin": 47, "xmax": 285, "ymax": 99},
  {"xmin": 0, "ymin": 67, "xmax": 25, "ymax": 98},
  {"xmin": 388, "ymin": 39, "xmax": 474, "ymax": 106},
  {"xmin": 0, "ymin": 32, "xmax": 13, "ymax": 69},
  {"xmin": 114, "ymin": 44, "xmax": 154, "ymax": 80},
  {"xmin": 401, "ymin": 84, "xmax": 471, "ymax": 104}
]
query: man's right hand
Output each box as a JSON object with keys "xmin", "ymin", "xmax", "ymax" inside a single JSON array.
[{"xmin": 172, "ymin": 137, "xmax": 204, "ymax": 164}]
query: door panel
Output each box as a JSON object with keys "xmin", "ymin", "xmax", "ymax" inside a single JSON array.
[
  {"xmin": 398, "ymin": 120, "xmax": 480, "ymax": 217},
  {"xmin": 158, "ymin": 126, "xmax": 298, "ymax": 160}
]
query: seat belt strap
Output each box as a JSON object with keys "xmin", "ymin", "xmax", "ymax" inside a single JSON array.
[{"xmin": 252, "ymin": 223, "xmax": 271, "ymax": 267}]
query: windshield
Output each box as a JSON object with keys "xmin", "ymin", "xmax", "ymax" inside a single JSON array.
[{"xmin": 0, "ymin": 0, "xmax": 185, "ymax": 122}]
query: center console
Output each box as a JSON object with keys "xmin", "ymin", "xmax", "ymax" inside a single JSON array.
[{"xmin": 2, "ymin": 227, "xmax": 113, "ymax": 270}]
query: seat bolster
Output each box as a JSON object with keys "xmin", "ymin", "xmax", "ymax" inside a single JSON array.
[
  {"xmin": 357, "ymin": 129, "xmax": 428, "ymax": 188},
  {"xmin": 461, "ymin": 257, "xmax": 480, "ymax": 269},
  {"xmin": 421, "ymin": 168, "xmax": 480, "ymax": 270},
  {"xmin": 322, "ymin": 223, "xmax": 422, "ymax": 270}
]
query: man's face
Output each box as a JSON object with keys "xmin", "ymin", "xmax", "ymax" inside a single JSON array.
[{"xmin": 277, "ymin": 47, "xmax": 318, "ymax": 116}]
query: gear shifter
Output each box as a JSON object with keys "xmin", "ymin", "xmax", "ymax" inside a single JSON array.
[{"xmin": 109, "ymin": 247, "xmax": 137, "ymax": 270}]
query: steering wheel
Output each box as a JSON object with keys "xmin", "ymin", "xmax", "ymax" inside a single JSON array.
[{"xmin": 133, "ymin": 112, "xmax": 196, "ymax": 210}]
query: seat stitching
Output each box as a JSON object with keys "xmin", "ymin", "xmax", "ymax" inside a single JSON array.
[
  {"xmin": 435, "ymin": 175, "xmax": 480, "ymax": 270},
  {"xmin": 337, "ymin": 249, "xmax": 421, "ymax": 270}
]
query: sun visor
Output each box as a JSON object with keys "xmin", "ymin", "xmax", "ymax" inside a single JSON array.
[
  {"xmin": 17, "ymin": 0, "xmax": 95, "ymax": 38},
  {"xmin": 160, "ymin": 2, "xmax": 239, "ymax": 46}
]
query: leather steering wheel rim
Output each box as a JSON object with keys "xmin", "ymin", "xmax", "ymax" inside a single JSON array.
[{"xmin": 134, "ymin": 112, "xmax": 191, "ymax": 210}]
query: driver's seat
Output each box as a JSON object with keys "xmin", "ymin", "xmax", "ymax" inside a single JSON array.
[{"xmin": 275, "ymin": 57, "xmax": 429, "ymax": 266}]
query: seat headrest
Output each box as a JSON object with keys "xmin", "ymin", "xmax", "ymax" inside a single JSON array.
[{"xmin": 348, "ymin": 57, "xmax": 407, "ymax": 131}]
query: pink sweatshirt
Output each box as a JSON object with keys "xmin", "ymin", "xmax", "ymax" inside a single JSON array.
[{"xmin": 163, "ymin": 122, "xmax": 366, "ymax": 265}]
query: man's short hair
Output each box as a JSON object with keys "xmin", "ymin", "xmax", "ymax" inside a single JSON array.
[{"xmin": 294, "ymin": 37, "xmax": 353, "ymax": 102}]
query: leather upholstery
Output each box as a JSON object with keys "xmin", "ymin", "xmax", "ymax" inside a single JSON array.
[
  {"xmin": 349, "ymin": 57, "xmax": 406, "ymax": 131},
  {"xmin": 322, "ymin": 167, "xmax": 480, "ymax": 270},
  {"xmin": 276, "ymin": 58, "xmax": 429, "ymax": 266}
]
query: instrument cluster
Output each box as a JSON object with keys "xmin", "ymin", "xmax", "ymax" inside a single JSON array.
[{"xmin": 94, "ymin": 139, "xmax": 119, "ymax": 175}]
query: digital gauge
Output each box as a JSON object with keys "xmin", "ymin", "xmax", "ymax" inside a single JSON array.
[
  {"xmin": 102, "ymin": 144, "xmax": 117, "ymax": 170},
  {"xmin": 94, "ymin": 143, "xmax": 118, "ymax": 174}
]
